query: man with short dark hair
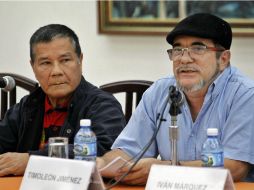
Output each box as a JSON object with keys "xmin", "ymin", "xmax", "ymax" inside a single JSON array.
[
  {"xmin": 0, "ymin": 24, "xmax": 125, "ymax": 176},
  {"xmin": 97, "ymin": 13, "xmax": 254, "ymax": 184}
]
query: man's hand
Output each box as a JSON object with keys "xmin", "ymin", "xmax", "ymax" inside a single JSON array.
[
  {"xmin": 96, "ymin": 149, "xmax": 131, "ymax": 171},
  {"xmin": 0, "ymin": 152, "xmax": 29, "ymax": 176},
  {"xmin": 96, "ymin": 157, "xmax": 106, "ymax": 170},
  {"xmin": 115, "ymin": 158, "xmax": 169, "ymax": 185}
]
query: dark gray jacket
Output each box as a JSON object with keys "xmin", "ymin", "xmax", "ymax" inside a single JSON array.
[{"xmin": 0, "ymin": 77, "xmax": 125, "ymax": 157}]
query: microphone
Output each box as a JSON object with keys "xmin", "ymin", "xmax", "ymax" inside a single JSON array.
[
  {"xmin": 168, "ymin": 85, "xmax": 184, "ymax": 116},
  {"xmin": 168, "ymin": 86, "xmax": 184, "ymax": 165},
  {"xmin": 0, "ymin": 76, "xmax": 15, "ymax": 91},
  {"xmin": 168, "ymin": 85, "xmax": 184, "ymax": 107}
]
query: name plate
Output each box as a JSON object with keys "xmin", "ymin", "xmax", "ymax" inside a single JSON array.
[
  {"xmin": 20, "ymin": 155, "xmax": 104, "ymax": 190},
  {"xmin": 145, "ymin": 165, "xmax": 235, "ymax": 190}
]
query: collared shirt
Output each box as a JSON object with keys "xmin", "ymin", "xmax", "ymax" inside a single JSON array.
[{"xmin": 112, "ymin": 66, "xmax": 254, "ymax": 165}]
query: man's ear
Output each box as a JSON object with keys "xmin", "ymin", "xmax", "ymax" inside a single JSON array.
[
  {"xmin": 30, "ymin": 60, "xmax": 35, "ymax": 70},
  {"xmin": 79, "ymin": 53, "xmax": 83, "ymax": 65},
  {"xmin": 30, "ymin": 60, "xmax": 38, "ymax": 80},
  {"xmin": 219, "ymin": 50, "xmax": 231, "ymax": 71},
  {"xmin": 79, "ymin": 53, "xmax": 83, "ymax": 72},
  {"xmin": 79, "ymin": 53, "xmax": 83, "ymax": 62}
]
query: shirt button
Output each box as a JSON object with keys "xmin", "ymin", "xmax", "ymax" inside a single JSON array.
[{"xmin": 66, "ymin": 129, "xmax": 72, "ymax": 134}]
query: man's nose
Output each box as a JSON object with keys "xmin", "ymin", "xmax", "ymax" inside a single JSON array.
[
  {"xmin": 179, "ymin": 48, "xmax": 193, "ymax": 62},
  {"xmin": 51, "ymin": 62, "xmax": 63, "ymax": 74}
]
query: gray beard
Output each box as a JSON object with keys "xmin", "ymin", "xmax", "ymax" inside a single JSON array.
[
  {"xmin": 177, "ymin": 79, "xmax": 205, "ymax": 93},
  {"xmin": 176, "ymin": 63, "xmax": 221, "ymax": 93}
]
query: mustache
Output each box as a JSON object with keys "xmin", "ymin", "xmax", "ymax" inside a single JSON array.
[{"xmin": 175, "ymin": 65, "xmax": 201, "ymax": 73}]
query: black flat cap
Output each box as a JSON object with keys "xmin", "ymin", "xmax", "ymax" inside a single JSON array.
[{"xmin": 166, "ymin": 13, "xmax": 232, "ymax": 49}]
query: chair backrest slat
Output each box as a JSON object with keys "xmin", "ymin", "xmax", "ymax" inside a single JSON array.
[
  {"xmin": 100, "ymin": 80, "xmax": 153, "ymax": 123},
  {"xmin": 1, "ymin": 91, "xmax": 7, "ymax": 119},
  {"xmin": 125, "ymin": 92, "xmax": 133, "ymax": 122},
  {"xmin": 10, "ymin": 87, "xmax": 16, "ymax": 106}
]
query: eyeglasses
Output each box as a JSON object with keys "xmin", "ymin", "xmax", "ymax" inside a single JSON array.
[{"xmin": 167, "ymin": 45, "xmax": 225, "ymax": 61}]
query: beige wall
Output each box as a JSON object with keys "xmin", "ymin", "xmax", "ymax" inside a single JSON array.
[{"xmin": 0, "ymin": 1, "xmax": 253, "ymax": 89}]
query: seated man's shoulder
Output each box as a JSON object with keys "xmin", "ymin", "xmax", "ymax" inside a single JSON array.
[
  {"xmin": 230, "ymin": 68, "xmax": 254, "ymax": 90},
  {"xmin": 147, "ymin": 75, "xmax": 176, "ymax": 93}
]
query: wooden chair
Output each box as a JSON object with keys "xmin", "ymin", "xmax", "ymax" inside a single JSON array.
[
  {"xmin": 100, "ymin": 80, "xmax": 153, "ymax": 123},
  {"xmin": 0, "ymin": 73, "xmax": 39, "ymax": 120}
]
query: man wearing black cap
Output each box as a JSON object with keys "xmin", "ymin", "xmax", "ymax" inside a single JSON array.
[{"xmin": 97, "ymin": 13, "xmax": 254, "ymax": 184}]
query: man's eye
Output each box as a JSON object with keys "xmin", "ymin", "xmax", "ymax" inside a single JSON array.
[
  {"xmin": 40, "ymin": 61, "xmax": 50, "ymax": 65},
  {"xmin": 173, "ymin": 48, "xmax": 182, "ymax": 52},
  {"xmin": 61, "ymin": 59, "xmax": 70, "ymax": 63},
  {"xmin": 192, "ymin": 46, "xmax": 205, "ymax": 51}
]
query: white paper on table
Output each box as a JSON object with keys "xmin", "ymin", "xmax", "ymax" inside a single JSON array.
[{"xmin": 99, "ymin": 156, "xmax": 131, "ymax": 178}]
